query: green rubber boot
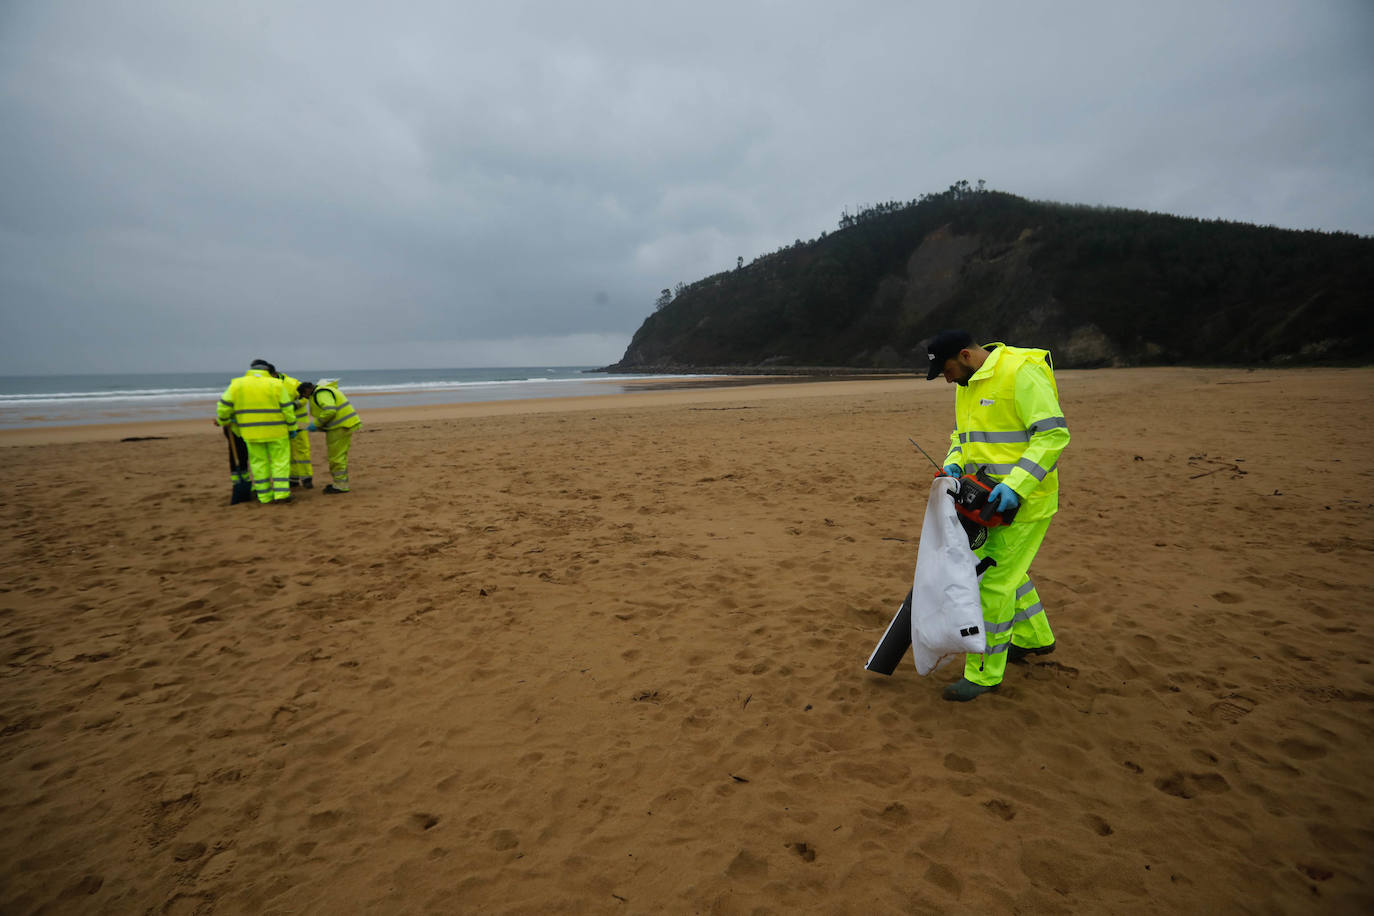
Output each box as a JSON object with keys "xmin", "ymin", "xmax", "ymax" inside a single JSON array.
[{"xmin": 942, "ymin": 678, "xmax": 999, "ymax": 702}]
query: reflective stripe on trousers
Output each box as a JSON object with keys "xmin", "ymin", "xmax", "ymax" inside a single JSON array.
[
  {"xmin": 246, "ymin": 438, "xmax": 293, "ymax": 503},
  {"xmin": 982, "ymin": 579, "xmax": 1047, "ymax": 639},
  {"xmin": 964, "ymin": 517, "xmax": 1056, "ymax": 686}
]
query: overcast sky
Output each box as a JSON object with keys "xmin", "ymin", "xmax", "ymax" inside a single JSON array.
[{"xmin": 2, "ymin": 1, "xmax": 1371, "ymax": 374}]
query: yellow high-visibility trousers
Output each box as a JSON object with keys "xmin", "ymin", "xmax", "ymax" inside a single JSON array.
[
  {"xmin": 247, "ymin": 438, "xmax": 292, "ymax": 503},
  {"xmin": 964, "ymin": 517, "xmax": 1056, "ymax": 686},
  {"xmin": 325, "ymin": 427, "xmax": 355, "ymax": 491},
  {"xmin": 289, "ymin": 431, "xmax": 312, "ymax": 484}
]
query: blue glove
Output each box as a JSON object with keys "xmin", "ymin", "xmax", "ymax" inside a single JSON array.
[
  {"xmin": 943, "ymin": 464, "xmax": 962, "ymax": 477},
  {"xmin": 289, "ymin": 429, "xmax": 299, "ymax": 439},
  {"xmin": 986, "ymin": 483, "xmax": 1020, "ymax": 514},
  {"xmin": 307, "ymin": 423, "xmax": 317, "ymax": 432}
]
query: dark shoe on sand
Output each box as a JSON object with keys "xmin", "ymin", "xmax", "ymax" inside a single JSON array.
[
  {"xmin": 942, "ymin": 678, "xmax": 999, "ymax": 702},
  {"xmin": 322, "ymin": 485, "xmax": 346, "ymax": 494},
  {"xmin": 1008, "ymin": 641, "xmax": 1056, "ymax": 664}
]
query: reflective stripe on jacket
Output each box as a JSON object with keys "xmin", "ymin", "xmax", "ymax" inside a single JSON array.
[
  {"xmin": 942, "ymin": 343, "xmax": 1069, "ymax": 521},
  {"xmin": 216, "ymin": 369, "xmax": 296, "ymax": 442},
  {"xmin": 309, "ymin": 383, "xmax": 362, "ymax": 431}
]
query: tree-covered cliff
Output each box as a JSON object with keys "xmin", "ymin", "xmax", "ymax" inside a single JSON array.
[{"xmin": 604, "ymin": 184, "xmax": 1374, "ymax": 372}]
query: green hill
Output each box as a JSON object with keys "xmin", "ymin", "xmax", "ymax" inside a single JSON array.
[{"xmin": 603, "ymin": 183, "xmax": 1374, "ymax": 372}]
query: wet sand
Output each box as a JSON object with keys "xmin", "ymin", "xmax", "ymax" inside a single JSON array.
[{"xmin": 2, "ymin": 368, "xmax": 1372, "ymax": 912}]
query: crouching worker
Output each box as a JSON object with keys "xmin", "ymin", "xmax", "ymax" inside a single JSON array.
[
  {"xmin": 925, "ymin": 330, "xmax": 1070, "ymax": 702},
  {"xmin": 297, "ymin": 379, "xmax": 361, "ymax": 494},
  {"xmin": 216, "ymin": 359, "xmax": 296, "ymax": 504}
]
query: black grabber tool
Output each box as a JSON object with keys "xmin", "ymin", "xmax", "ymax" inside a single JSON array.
[{"xmin": 865, "ymin": 555, "xmax": 997, "ymax": 675}]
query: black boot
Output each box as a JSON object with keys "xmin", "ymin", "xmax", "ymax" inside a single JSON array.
[{"xmin": 1008, "ymin": 642, "xmax": 1056, "ymax": 664}]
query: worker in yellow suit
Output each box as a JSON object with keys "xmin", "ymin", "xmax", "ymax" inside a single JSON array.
[
  {"xmin": 297, "ymin": 379, "xmax": 361, "ymax": 494},
  {"xmin": 215, "ymin": 359, "xmax": 297, "ymax": 504},
  {"xmin": 274, "ymin": 370, "xmax": 314, "ymax": 489},
  {"xmin": 926, "ymin": 330, "xmax": 1070, "ymax": 701}
]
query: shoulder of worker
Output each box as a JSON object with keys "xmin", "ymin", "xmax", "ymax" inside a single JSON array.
[
  {"xmin": 993, "ymin": 343, "xmax": 1050, "ymax": 363},
  {"xmin": 1012, "ymin": 354, "xmax": 1062, "ymax": 412},
  {"xmin": 1011, "ymin": 349, "xmax": 1054, "ymax": 376}
]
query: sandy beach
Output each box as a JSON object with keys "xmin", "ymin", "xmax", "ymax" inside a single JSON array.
[{"xmin": 2, "ymin": 368, "xmax": 1372, "ymax": 913}]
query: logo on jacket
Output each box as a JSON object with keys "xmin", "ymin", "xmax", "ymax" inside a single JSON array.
[{"xmin": 980, "ymin": 398, "xmax": 995, "ymax": 406}]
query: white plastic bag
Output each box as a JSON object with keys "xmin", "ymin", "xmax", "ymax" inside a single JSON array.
[{"xmin": 909, "ymin": 476, "xmax": 987, "ymax": 674}]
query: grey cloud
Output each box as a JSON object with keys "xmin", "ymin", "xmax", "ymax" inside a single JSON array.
[{"xmin": 2, "ymin": 0, "xmax": 1371, "ymax": 373}]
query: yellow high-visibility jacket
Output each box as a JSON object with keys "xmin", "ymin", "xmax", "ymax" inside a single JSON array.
[
  {"xmin": 942, "ymin": 343, "xmax": 1070, "ymax": 521},
  {"xmin": 278, "ymin": 374, "xmax": 308, "ymax": 432},
  {"xmin": 308, "ymin": 382, "xmax": 361, "ymax": 432},
  {"xmin": 216, "ymin": 369, "xmax": 296, "ymax": 442}
]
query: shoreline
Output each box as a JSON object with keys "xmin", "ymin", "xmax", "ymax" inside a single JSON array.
[
  {"xmin": 1, "ymin": 364, "xmax": 1353, "ymax": 448},
  {"xmin": 0, "ymin": 375, "xmax": 920, "ymax": 447}
]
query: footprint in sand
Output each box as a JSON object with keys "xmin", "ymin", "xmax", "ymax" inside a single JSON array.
[
  {"xmin": 1297, "ymin": 863, "xmax": 1334, "ymax": 882},
  {"xmin": 58, "ymin": 875, "xmax": 104, "ymax": 899},
  {"xmin": 943, "ymin": 753, "xmax": 976, "ymax": 774},
  {"xmin": 197, "ymin": 850, "xmax": 237, "ymax": 881},
  {"xmin": 1209, "ymin": 694, "xmax": 1256, "ymax": 724},
  {"xmin": 1153, "ymin": 771, "xmax": 1231, "ymax": 799},
  {"xmin": 725, "ymin": 849, "xmax": 767, "ymax": 879},
  {"xmin": 409, "ymin": 813, "xmax": 440, "ymax": 831},
  {"xmin": 172, "ymin": 842, "xmax": 207, "ymax": 862},
  {"xmin": 1085, "ymin": 814, "xmax": 1113, "ymax": 836},
  {"xmin": 922, "ymin": 862, "xmax": 962, "ymax": 896},
  {"xmin": 1278, "ymin": 738, "xmax": 1327, "ymax": 760},
  {"xmin": 307, "ymin": 809, "xmax": 342, "ymax": 829},
  {"xmin": 879, "ymin": 802, "xmax": 912, "ymax": 825},
  {"xmin": 983, "ymin": 799, "xmax": 1015, "ymax": 821}
]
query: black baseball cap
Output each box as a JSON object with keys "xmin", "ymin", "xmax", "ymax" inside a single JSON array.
[{"xmin": 924, "ymin": 329, "xmax": 974, "ymax": 379}]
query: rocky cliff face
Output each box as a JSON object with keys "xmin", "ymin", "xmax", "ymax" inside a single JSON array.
[{"xmin": 604, "ymin": 191, "xmax": 1373, "ymax": 372}]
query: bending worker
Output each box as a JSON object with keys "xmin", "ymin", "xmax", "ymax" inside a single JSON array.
[
  {"xmin": 215, "ymin": 359, "xmax": 297, "ymax": 504},
  {"xmin": 925, "ymin": 329, "xmax": 1070, "ymax": 702},
  {"xmin": 274, "ymin": 369, "xmax": 314, "ymax": 489},
  {"xmin": 297, "ymin": 379, "xmax": 361, "ymax": 494}
]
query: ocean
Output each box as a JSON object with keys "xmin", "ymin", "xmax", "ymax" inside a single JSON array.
[{"xmin": 0, "ymin": 367, "xmax": 698, "ymax": 429}]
